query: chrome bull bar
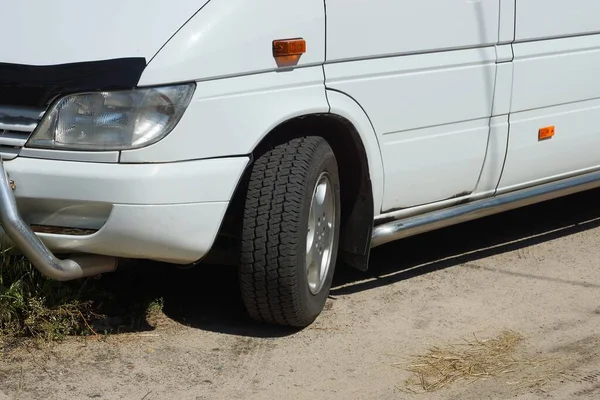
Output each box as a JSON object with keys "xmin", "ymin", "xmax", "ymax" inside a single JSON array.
[{"xmin": 0, "ymin": 158, "xmax": 117, "ymax": 281}]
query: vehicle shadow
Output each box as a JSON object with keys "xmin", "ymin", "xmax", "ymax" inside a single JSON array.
[
  {"xmin": 331, "ymin": 187, "xmax": 600, "ymax": 295},
  {"xmin": 101, "ymin": 187, "xmax": 600, "ymax": 338},
  {"xmin": 94, "ymin": 259, "xmax": 300, "ymax": 339}
]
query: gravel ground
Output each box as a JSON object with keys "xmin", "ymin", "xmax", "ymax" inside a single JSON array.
[{"xmin": 2, "ymin": 188, "xmax": 600, "ymax": 400}]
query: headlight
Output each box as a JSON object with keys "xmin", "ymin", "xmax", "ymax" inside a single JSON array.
[{"xmin": 26, "ymin": 83, "xmax": 196, "ymax": 151}]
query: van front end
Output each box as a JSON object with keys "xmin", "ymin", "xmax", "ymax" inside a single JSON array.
[
  {"xmin": 2, "ymin": 0, "xmax": 354, "ymax": 328},
  {"xmin": 0, "ymin": 0, "xmax": 253, "ymax": 280},
  {"xmin": 0, "ymin": 60, "xmax": 249, "ymax": 280}
]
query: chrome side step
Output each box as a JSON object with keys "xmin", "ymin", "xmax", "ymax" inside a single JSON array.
[{"xmin": 371, "ymin": 170, "xmax": 600, "ymax": 248}]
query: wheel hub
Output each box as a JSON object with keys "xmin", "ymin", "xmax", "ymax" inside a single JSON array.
[{"xmin": 306, "ymin": 172, "xmax": 335, "ymax": 295}]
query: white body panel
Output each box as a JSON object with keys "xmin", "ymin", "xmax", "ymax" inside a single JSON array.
[
  {"xmin": 473, "ymin": 116, "xmax": 509, "ymax": 198},
  {"xmin": 122, "ymin": 67, "xmax": 329, "ymax": 162},
  {"xmin": 325, "ymin": 44, "xmax": 497, "ymax": 209},
  {"xmin": 3, "ymin": 156, "xmax": 249, "ymax": 263},
  {"xmin": 499, "ymin": 34, "xmax": 600, "ymax": 191},
  {"xmin": 325, "ymin": 90, "xmax": 385, "ymax": 214},
  {"xmin": 325, "ymin": 48, "xmax": 497, "ymax": 134},
  {"xmin": 38, "ymin": 203, "xmax": 230, "ymax": 264},
  {"xmin": 499, "ymin": 99, "xmax": 600, "ymax": 192},
  {"xmin": 515, "ymin": 0, "xmax": 600, "ymax": 41},
  {"xmin": 491, "ymin": 66, "xmax": 513, "ymax": 116},
  {"xmin": 7, "ymin": 157, "xmax": 248, "ymax": 205},
  {"xmin": 498, "ymin": 0, "xmax": 516, "ymax": 44},
  {"xmin": 379, "ymin": 118, "xmax": 489, "ymax": 208},
  {"xmin": 325, "ymin": 0, "xmax": 500, "ymax": 61},
  {"xmin": 510, "ymin": 35, "xmax": 600, "ymax": 113},
  {"xmin": 0, "ymin": 0, "xmax": 208, "ymax": 64},
  {"xmin": 139, "ymin": 0, "xmax": 325, "ymax": 85}
]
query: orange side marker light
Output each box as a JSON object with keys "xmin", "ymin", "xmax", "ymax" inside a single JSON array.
[
  {"xmin": 538, "ymin": 126, "xmax": 555, "ymax": 141},
  {"xmin": 273, "ymin": 38, "xmax": 306, "ymax": 67}
]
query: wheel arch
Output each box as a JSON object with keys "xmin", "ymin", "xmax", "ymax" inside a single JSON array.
[
  {"xmin": 217, "ymin": 109, "xmax": 382, "ymax": 273},
  {"xmin": 207, "ymin": 89, "xmax": 384, "ymax": 272},
  {"xmin": 263, "ymin": 114, "xmax": 378, "ymax": 272}
]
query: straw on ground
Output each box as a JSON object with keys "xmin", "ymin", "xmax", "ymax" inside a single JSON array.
[{"xmin": 399, "ymin": 330, "xmax": 560, "ymax": 393}]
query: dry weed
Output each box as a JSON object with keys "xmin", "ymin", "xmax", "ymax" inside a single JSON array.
[{"xmin": 399, "ymin": 330, "xmax": 559, "ymax": 393}]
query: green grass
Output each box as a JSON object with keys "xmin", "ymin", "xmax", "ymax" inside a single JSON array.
[
  {"xmin": 0, "ymin": 254, "xmax": 165, "ymax": 352},
  {"xmin": 0, "ymin": 255, "xmax": 105, "ymax": 346}
]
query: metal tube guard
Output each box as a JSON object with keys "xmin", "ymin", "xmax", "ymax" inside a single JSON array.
[{"xmin": 0, "ymin": 159, "xmax": 117, "ymax": 281}]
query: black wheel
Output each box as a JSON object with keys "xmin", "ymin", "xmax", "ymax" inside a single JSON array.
[{"xmin": 239, "ymin": 136, "xmax": 341, "ymax": 327}]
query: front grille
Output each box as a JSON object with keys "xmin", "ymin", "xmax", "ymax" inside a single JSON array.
[{"xmin": 0, "ymin": 106, "xmax": 45, "ymax": 160}]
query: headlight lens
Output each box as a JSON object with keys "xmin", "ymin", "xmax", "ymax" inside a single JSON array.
[{"xmin": 27, "ymin": 83, "xmax": 196, "ymax": 151}]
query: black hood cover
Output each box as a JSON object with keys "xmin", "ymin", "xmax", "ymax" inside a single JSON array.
[{"xmin": 0, "ymin": 57, "xmax": 146, "ymax": 108}]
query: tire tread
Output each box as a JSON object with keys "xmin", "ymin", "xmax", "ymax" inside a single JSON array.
[{"xmin": 239, "ymin": 137, "xmax": 324, "ymax": 326}]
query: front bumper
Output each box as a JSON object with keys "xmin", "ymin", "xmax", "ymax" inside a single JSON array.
[{"xmin": 0, "ymin": 156, "xmax": 249, "ymax": 280}]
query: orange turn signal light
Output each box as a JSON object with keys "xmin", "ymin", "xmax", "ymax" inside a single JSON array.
[
  {"xmin": 273, "ymin": 38, "xmax": 306, "ymax": 67},
  {"xmin": 538, "ymin": 126, "xmax": 555, "ymax": 141},
  {"xmin": 273, "ymin": 38, "xmax": 306, "ymax": 57}
]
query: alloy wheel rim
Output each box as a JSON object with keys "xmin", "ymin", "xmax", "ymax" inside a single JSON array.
[{"xmin": 306, "ymin": 172, "xmax": 335, "ymax": 295}]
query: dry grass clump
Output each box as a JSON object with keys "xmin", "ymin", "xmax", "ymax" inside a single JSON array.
[
  {"xmin": 400, "ymin": 330, "xmax": 557, "ymax": 393},
  {"xmin": 0, "ymin": 254, "xmax": 103, "ymax": 348}
]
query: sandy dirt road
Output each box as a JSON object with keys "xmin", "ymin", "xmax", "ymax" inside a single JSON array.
[{"xmin": 2, "ymin": 188, "xmax": 600, "ymax": 400}]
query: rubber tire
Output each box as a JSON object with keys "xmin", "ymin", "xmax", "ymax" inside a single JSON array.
[{"xmin": 239, "ymin": 136, "xmax": 341, "ymax": 327}]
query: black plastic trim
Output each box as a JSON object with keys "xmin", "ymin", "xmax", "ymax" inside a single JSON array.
[{"xmin": 0, "ymin": 57, "xmax": 147, "ymax": 107}]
